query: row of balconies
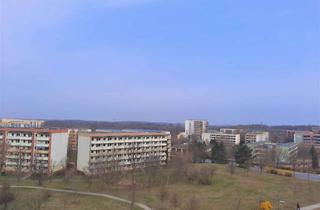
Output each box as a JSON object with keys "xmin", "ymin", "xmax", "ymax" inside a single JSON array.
[
  {"xmin": 6, "ymin": 161, "xmax": 32, "ymax": 166},
  {"xmin": 35, "ymin": 144, "xmax": 49, "ymax": 148},
  {"xmin": 7, "ymin": 148, "xmax": 32, "ymax": 153},
  {"xmin": 92, "ymin": 136, "xmax": 167, "ymax": 141},
  {"xmin": 9, "ymin": 142, "xmax": 32, "ymax": 147},
  {"xmin": 90, "ymin": 143, "xmax": 167, "ymax": 150},
  {"xmin": 90, "ymin": 147, "xmax": 167, "ymax": 154},
  {"xmin": 5, "ymin": 135, "xmax": 50, "ymax": 140},
  {"xmin": 89, "ymin": 156, "xmax": 167, "ymax": 166},
  {"xmin": 35, "ymin": 157, "xmax": 49, "ymax": 161},
  {"xmin": 6, "ymin": 155, "xmax": 32, "ymax": 159},
  {"xmin": 6, "ymin": 148, "xmax": 49, "ymax": 154},
  {"xmin": 91, "ymin": 139, "xmax": 168, "ymax": 144},
  {"xmin": 7, "ymin": 136, "xmax": 33, "ymax": 140},
  {"xmin": 90, "ymin": 151, "xmax": 167, "ymax": 159},
  {"xmin": 35, "ymin": 137, "xmax": 50, "ymax": 140}
]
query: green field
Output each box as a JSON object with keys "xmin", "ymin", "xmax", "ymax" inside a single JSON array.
[
  {"xmin": 8, "ymin": 189, "xmax": 136, "ymax": 210},
  {"xmin": 1, "ymin": 164, "xmax": 320, "ymax": 210}
]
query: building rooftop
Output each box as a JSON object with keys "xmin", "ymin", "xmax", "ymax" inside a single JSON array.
[
  {"xmin": 79, "ymin": 130, "xmax": 170, "ymax": 137},
  {"xmin": 0, "ymin": 128, "xmax": 67, "ymax": 133}
]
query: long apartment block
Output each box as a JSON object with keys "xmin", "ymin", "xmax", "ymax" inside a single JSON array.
[
  {"xmin": 202, "ymin": 132, "xmax": 241, "ymax": 145},
  {"xmin": 0, "ymin": 118, "xmax": 45, "ymax": 128},
  {"xmin": 0, "ymin": 128, "xmax": 69, "ymax": 174},
  {"xmin": 77, "ymin": 131, "xmax": 171, "ymax": 174}
]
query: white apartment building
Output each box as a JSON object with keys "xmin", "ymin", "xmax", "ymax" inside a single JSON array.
[
  {"xmin": 77, "ymin": 131, "xmax": 171, "ymax": 174},
  {"xmin": 185, "ymin": 120, "xmax": 208, "ymax": 136},
  {"xmin": 245, "ymin": 132, "xmax": 269, "ymax": 144},
  {"xmin": 294, "ymin": 131, "xmax": 320, "ymax": 148},
  {"xmin": 0, "ymin": 128, "xmax": 69, "ymax": 174},
  {"xmin": 0, "ymin": 118, "xmax": 45, "ymax": 128},
  {"xmin": 202, "ymin": 132, "xmax": 240, "ymax": 145}
]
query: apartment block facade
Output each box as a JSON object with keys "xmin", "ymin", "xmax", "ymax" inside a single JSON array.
[
  {"xmin": 77, "ymin": 131, "xmax": 171, "ymax": 174},
  {"xmin": 294, "ymin": 131, "xmax": 320, "ymax": 148},
  {"xmin": 202, "ymin": 132, "xmax": 241, "ymax": 145},
  {"xmin": 0, "ymin": 128, "xmax": 69, "ymax": 174},
  {"xmin": 0, "ymin": 118, "xmax": 45, "ymax": 128},
  {"xmin": 220, "ymin": 128, "xmax": 241, "ymax": 134},
  {"xmin": 245, "ymin": 132, "xmax": 269, "ymax": 144},
  {"xmin": 185, "ymin": 120, "xmax": 208, "ymax": 136}
]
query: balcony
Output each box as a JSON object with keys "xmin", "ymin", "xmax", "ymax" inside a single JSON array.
[
  {"xmin": 35, "ymin": 143, "xmax": 49, "ymax": 147},
  {"xmin": 35, "ymin": 150, "xmax": 49, "ymax": 154},
  {"xmin": 36, "ymin": 137, "xmax": 50, "ymax": 141},
  {"xmin": 9, "ymin": 142, "xmax": 32, "ymax": 147},
  {"xmin": 36, "ymin": 157, "xmax": 49, "ymax": 161},
  {"xmin": 7, "ymin": 136, "xmax": 32, "ymax": 140}
]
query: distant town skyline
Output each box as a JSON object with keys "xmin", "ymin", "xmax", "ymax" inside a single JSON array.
[{"xmin": 1, "ymin": 0, "xmax": 319, "ymax": 125}]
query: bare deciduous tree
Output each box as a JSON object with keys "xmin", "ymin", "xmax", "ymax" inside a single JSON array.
[
  {"xmin": 227, "ymin": 159, "xmax": 236, "ymax": 175},
  {"xmin": 185, "ymin": 196, "xmax": 199, "ymax": 210},
  {"xmin": 0, "ymin": 182, "xmax": 15, "ymax": 210},
  {"xmin": 0, "ymin": 138, "xmax": 8, "ymax": 174},
  {"xmin": 27, "ymin": 190, "xmax": 51, "ymax": 210},
  {"xmin": 168, "ymin": 153, "xmax": 191, "ymax": 183},
  {"xmin": 15, "ymin": 147, "xmax": 23, "ymax": 182},
  {"xmin": 129, "ymin": 142, "xmax": 138, "ymax": 210},
  {"xmin": 158, "ymin": 186, "xmax": 169, "ymax": 202},
  {"xmin": 170, "ymin": 192, "xmax": 180, "ymax": 209},
  {"xmin": 298, "ymin": 144, "xmax": 310, "ymax": 172},
  {"xmin": 143, "ymin": 155, "xmax": 161, "ymax": 188}
]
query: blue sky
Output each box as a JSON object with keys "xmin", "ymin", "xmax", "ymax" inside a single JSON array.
[{"xmin": 1, "ymin": 0, "xmax": 319, "ymax": 125}]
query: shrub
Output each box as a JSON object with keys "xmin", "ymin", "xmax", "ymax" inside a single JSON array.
[
  {"xmin": 266, "ymin": 167, "xmax": 293, "ymax": 177},
  {"xmin": 269, "ymin": 169, "xmax": 278, "ymax": 175},
  {"xmin": 284, "ymin": 172, "xmax": 292, "ymax": 177},
  {"xmin": 186, "ymin": 166, "xmax": 214, "ymax": 185}
]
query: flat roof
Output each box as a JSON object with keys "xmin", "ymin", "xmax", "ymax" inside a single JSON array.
[
  {"xmin": 79, "ymin": 131, "xmax": 170, "ymax": 137},
  {"xmin": 0, "ymin": 128, "xmax": 68, "ymax": 133}
]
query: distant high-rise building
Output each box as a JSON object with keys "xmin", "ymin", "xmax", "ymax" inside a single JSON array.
[
  {"xmin": 0, "ymin": 118, "xmax": 45, "ymax": 128},
  {"xmin": 185, "ymin": 120, "xmax": 208, "ymax": 136}
]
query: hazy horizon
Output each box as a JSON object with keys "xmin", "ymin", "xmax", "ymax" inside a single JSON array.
[{"xmin": 1, "ymin": 0, "xmax": 320, "ymax": 125}]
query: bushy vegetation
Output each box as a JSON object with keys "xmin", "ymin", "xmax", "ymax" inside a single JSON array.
[{"xmin": 265, "ymin": 167, "xmax": 293, "ymax": 177}]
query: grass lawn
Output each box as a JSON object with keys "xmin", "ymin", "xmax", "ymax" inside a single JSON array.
[
  {"xmin": 2, "ymin": 188, "xmax": 139, "ymax": 210},
  {"xmin": 133, "ymin": 164, "xmax": 320, "ymax": 210},
  {"xmin": 1, "ymin": 164, "xmax": 320, "ymax": 210}
]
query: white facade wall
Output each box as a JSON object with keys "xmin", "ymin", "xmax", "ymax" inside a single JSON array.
[
  {"xmin": 220, "ymin": 128, "xmax": 241, "ymax": 134},
  {"xmin": 51, "ymin": 132, "xmax": 69, "ymax": 172},
  {"xmin": 185, "ymin": 120, "xmax": 208, "ymax": 136},
  {"xmin": 185, "ymin": 120, "xmax": 194, "ymax": 136},
  {"xmin": 77, "ymin": 135, "xmax": 91, "ymax": 173},
  {"xmin": 77, "ymin": 131, "xmax": 171, "ymax": 174},
  {"xmin": 245, "ymin": 132, "xmax": 269, "ymax": 143},
  {"xmin": 202, "ymin": 132, "xmax": 240, "ymax": 145}
]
